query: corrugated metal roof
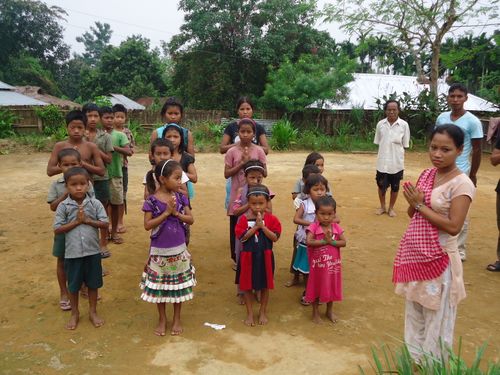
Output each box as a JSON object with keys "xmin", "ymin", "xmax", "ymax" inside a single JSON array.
[
  {"xmin": 309, "ymin": 73, "xmax": 497, "ymax": 112},
  {"xmin": 109, "ymin": 94, "xmax": 145, "ymax": 110},
  {"xmin": 0, "ymin": 91, "xmax": 48, "ymax": 106},
  {"xmin": 0, "ymin": 80, "xmax": 15, "ymax": 90}
]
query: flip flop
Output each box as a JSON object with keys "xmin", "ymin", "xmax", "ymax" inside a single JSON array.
[
  {"xmin": 111, "ymin": 236, "xmax": 124, "ymax": 244},
  {"xmin": 486, "ymin": 261, "xmax": 500, "ymax": 272},
  {"xmin": 59, "ymin": 300, "xmax": 71, "ymax": 311}
]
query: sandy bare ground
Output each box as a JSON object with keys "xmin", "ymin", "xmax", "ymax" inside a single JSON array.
[{"xmin": 0, "ymin": 151, "xmax": 498, "ymax": 374}]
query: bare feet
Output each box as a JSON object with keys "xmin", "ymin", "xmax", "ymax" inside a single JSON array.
[
  {"xmin": 170, "ymin": 320, "xmax": 183, "ymax": 336},
  {"xmin": 66, "ymin": 312, "xmax": 79, "ymax": 330},
  {"xmin": 244, "ymin": 314, "xmax": 255, "ymax": 327},
  {"xmin": 154, "ymin": 320, "xmax": 167, "ymax": 336},
  {"xmin": 237, "ymin": 294, "xmax": 245, "ymax": 305},
  {"xmin": 89, "ymin": 312, "xmax": 104, "ymax": 327},
  {"xmin": 258, "ymin": 312, "xmax": 268, "ymax": 325},
  {"xmin": 388, "ymin": 209, "xmax": 397, "ymax": 217},
  {"xmin": 375, "ymin": 208, "xmax": 386, "ymax": 215},
  {"xmin": 284, "ymin": 277, "xmax": 299, "ymax": 287},
  {"xmin": 312, "ymin": 314, "xmax": 323, "ymax": 324},
  {"xmin": 117, "ymin": 225, "xmax": 126, "ymax": 233},
  {"xmin": 326, "ymin": 310, "xmax": 338, "ymax": 324}
]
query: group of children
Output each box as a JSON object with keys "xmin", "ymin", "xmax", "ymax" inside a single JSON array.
[
  {"xmin": 223, "ymin": 108, "xmax": 347, "ymax": 326},
  {"xmin": 47, "ymin": 96, "xmax": 347, "ymax": 335},
  {"xmin": 47, "ymin": 104, "xmax": 134, "ymax": 329}
]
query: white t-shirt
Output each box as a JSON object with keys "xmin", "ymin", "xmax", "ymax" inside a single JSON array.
[{"xmin": 374, "ymin": 117, "xmax": 411, "ymax": 174}]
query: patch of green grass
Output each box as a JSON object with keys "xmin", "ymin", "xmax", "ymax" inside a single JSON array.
[
  {"xmin": 270, "ymin": 119, "xmax": 298, "ymax": 151},
  {"xmin": 359, "ymin": 339, "xmax": 499, "ymax": 375}
]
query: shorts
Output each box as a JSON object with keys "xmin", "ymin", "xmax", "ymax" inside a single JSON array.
[
  {"xmin": 93, "ymin": 179, "xmax": 110, "ymax": 206},
  {"xmin": 109, "ymin": 177, "xmax": 124, "ymax": 205},
  {"xmin": 64, "ymin": 254, "xmax": 103, "ymax": 293},
  {"xmin": 122, "ymin": 166, "xmax": 128, "ymax": 199},
  {"xmin": 52, "ymin": 233, "xmax": 65, "ymax": 258},
  {"xmin": 376, "ymin": 170, "xmax": 403, "ymax": 193}
]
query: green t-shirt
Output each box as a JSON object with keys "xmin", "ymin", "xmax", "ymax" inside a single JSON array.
[
  {"xmin": 92, "ymin": 129, "xmax": 114, "ymax": 181},
  {"xmin": 107, "ymin": 130, "xmax": 129, "ymax": 178}
]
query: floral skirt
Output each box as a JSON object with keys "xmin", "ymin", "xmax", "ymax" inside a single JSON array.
[{"xmin": 140, "ymin": 250, "xmax": 196, "ymax": 303}]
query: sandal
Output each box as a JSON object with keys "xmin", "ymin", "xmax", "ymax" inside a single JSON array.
[
  {"xmin": 486, "ymin": 261, "xmax": 500, "ymax": 272},
  {"xmin": 110, "ymin": 236, "xmax": 124, "ymax": 244},
  {"xmin": 59, "ymin": 299, "xmax": 71, "ymax": 311}
]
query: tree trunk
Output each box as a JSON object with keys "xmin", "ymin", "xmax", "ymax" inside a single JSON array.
[{"xmin": 429, "ymin": 44, "xmax": 440, "ymax": 98}]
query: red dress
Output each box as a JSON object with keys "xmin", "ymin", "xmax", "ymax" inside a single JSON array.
[
  {"xmin": 235, "ymin": 213, "xmax": 282, "ymax": 291},
  {"xmin": 304, "ymin": 221, "xmax": 344, "ymax": 303}
]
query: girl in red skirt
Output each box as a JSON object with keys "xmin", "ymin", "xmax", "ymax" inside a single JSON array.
[{"xmin": 235, "ymin": 185, "xmax": 281, "ymax": 326}]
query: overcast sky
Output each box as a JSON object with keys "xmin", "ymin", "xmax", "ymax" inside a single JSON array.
[{"xmin": 44, "ymin": 0, "xmax": 497, "ymax": 55}]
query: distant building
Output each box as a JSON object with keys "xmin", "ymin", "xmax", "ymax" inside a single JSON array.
[
  {"xmin": 14, "ymin": 86, "xmax": 80, "ymax": 109},
  {"xmin": 309, "ymin": 73, "xmax": 497, "ymax": 113}
]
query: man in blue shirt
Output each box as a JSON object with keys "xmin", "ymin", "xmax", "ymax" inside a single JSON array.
[{"xmin": 436, "ymin": 83, "xmax": 484, "ymax": 261}]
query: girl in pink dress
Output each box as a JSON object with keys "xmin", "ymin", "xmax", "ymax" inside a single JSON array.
[{"xmin": 305, "ymin": 196, "xmax": 347, "ymax": 324}]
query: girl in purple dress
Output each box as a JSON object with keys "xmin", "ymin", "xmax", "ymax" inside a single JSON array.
[
  {"xmin": 140, "ymin": 160, "xmax": 195, "ymax": 336},
  {"xmin": 305, "ymin": 196, "xmax": 347, "ymax": 324}
]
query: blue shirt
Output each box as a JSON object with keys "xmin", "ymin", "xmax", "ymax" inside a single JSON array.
[{"xmin": 436, "ymin": 111, "xmax": 483, "ymax": 174}]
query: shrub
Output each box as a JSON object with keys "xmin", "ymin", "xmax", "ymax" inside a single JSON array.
[
  {"xmin": 0, "ymin": 109, "xmax": 17, "ymax": 138},
  {"xmin": 35, "ymin": 105, "xmax": 65, "ymax": 136},
  {"xmin": 270, "ymin": 119, "xmax": 298, "ymax": 151}
]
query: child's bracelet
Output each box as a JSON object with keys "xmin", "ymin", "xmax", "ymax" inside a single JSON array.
[
  {"xmin": 332, "ymin": 240, "xmax": 337, "ymax": 246},
  {"xmin": 320, "ymin": 239, "xmax": 327, "ymax": 245}
]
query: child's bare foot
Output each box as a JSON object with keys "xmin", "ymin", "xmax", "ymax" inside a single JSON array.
[
  {"xmin": 237, "ymin": 294, "xmax": 245, "ymax": 305},
  {"xmin": 66, "ymin": 312, "xmax": 79, "ymax": 330},
  {"xmin": 117, "ymin": 225, "xmax": 126, "ymax": 233},
  {"xmin": 375, "ymin": 208, "xmax": 386, "ymax": 215},
  {"xmin": 388, "ymin": 209, "xmax": 397, "ymax": 217},
  {"xmin": 312, "ymin": 314, "xmax": 323, "ymax": 324},
  {"xmin": 89, "ymin": 312, "xmax": 104, "ymax": 327},
  {"xmin": 170, "ymin": 321, "xmax": 183, "ymax": 336},
  {"xmin": 154, "ymin": 320, "xmax": 167, "ymax": 336},
  {"xmin": 326, "ymin": 311, "xmax": 338, "ymax": 324},
  {"xmin": 258, "ymin": 312, "xmax": 268, "ymax": 325},
  {"xmin": 284, "ymin": 277, "xmax": 299, "ymax": 287},
  {"xmin": 244, "ymin": 314, "xmax": 255, "ymax": 327}
]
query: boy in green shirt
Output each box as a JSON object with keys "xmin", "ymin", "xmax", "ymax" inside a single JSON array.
[{"xmin": 100, "ymin": 106, "xmax": 132, "ymax": 244}]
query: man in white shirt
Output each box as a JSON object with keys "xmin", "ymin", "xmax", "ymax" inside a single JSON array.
[
  {"xmin": 374, "ymin": 100, "xmax": 411, "ymax": 217},
  {"xmin": 436, "ymin": 83, "xmax": 483, "ymax": 261}
]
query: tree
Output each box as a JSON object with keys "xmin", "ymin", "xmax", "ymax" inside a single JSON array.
[
  {"xmin": 261, "ymin": 54, "xmax": 355, "ymax": 118},
  {"xmin": 169, "ymin": 0, "xmax": 334, "ymax": 109},
  {"xmin": 79, "ymin": 36, "xmax": 167, "ymax": 100},
  {"xmin": 0, "ymin": 0, "xmax": 69, "ymax": 71},
  {"xmin": 76, "ymin": 22, "xmax": 113, "ymax": 67},
  {"xmin": 325, "ymin": 0, "xmax": 498, "ymax": 97}
]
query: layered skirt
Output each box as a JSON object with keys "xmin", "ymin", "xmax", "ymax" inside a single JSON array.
[{"xmin": 140, "ymin": 249, "xmax": 196, "ymax": 303}]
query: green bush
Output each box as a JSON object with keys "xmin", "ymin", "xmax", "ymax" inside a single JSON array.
[
  {"xmin": 0, "ymin": 109, "xmax": 17, "ymax": 138},
  {"xmin": 35, "ymin": 105, "xmax": 65, "ymax": 136},
  {"xmin": 296, "ymin": 129, "xmax": 334, "ymax": 150},
  {"xmin": 270, "ymin": 119, "xmax": 298, "ymax": 151}
]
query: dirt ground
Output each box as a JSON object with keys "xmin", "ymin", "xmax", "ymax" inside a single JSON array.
[{"xmin": 0, "ymin": 151, "xmax": 498, "ymax": 374}]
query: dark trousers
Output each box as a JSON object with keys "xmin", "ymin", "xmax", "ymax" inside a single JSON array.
[{"xmin": 229, "ymin": 215, "xmax": 238, "ymax": 262}]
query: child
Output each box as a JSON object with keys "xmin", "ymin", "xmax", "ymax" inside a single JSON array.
[
  {"xmin": 235, "ymin": 185, "xmax": 281, "ymax": 326},
  {"xmin": 48, "ymin": 148, "xmax": 95, "ymax": 311},
  {"xmin": 143, "ymin": 138, "xmax": 190, "ymax": 199},
  {"xmin": 305, "ymin": 196, "xmax": 346, "ymax": 324},
  {"xmin": 225, "ymin": 118, "xmax": 267, "ymax": 265},
  {"xmin": 46, "ymin": 110, "xmax": 105, "ymax": 178},
  {"xmin": 83, "ymin": 103, "xmax": 113, "ymax": 257},
  {"xmin": 293, "ymin": 174, "xmax": 330, "ymax": 305},
  {"xmin": 150, "ymin": 97, "xmax": 195, "ymax": 156},
  {"xmin": 286, "ymin": 164, "xmax": 321, "ymax": 288},
  {"xmin": 53, "ymin": 167, "xmax": 108, "ymax": 330},
  {"xmin": 291, "ymin": 152, "xmax": 325, "ymax": 200},
  {"xmin": 140, "ymin": 160, "xmax": 195, "ymax": 336},
  {"xmin": 162, "ymin": 123, "xmax": 197, "ymax": 199},
  {"xmin": 232, "ymin": 159, "xmax": 271, "ymax": 303},
  {"xmin": 101, "ymin": 106, "xmax": 132, "ymax": 244},
  {"xmin": 112, "ymin": 104, "xmax": 135, "ymax": 233}
]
